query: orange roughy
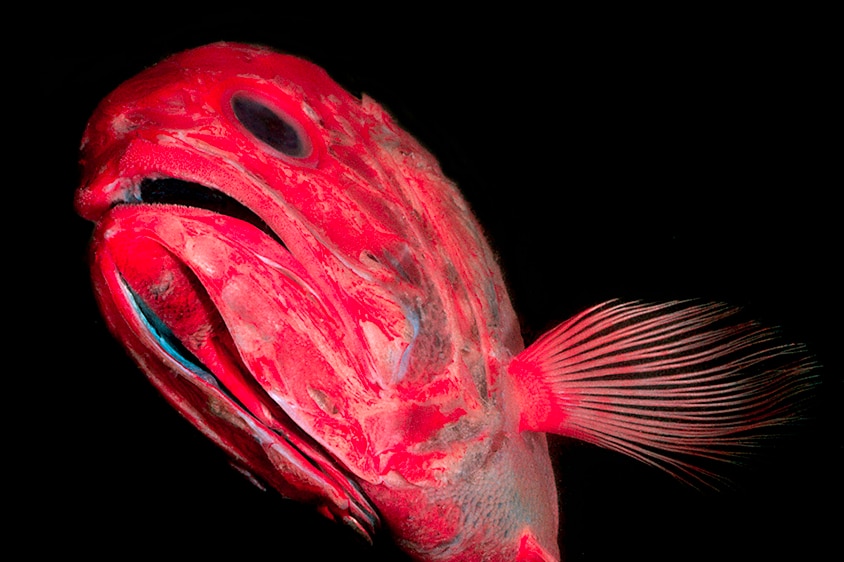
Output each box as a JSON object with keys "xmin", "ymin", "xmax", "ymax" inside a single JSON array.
[{"xmin": 74, "ymin": 43, "xmax": 815, "ymax": 561}]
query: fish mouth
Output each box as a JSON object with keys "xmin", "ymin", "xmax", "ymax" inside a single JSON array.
[
  {"xmin": 90, "ymin": 177, "xmax": 379, "ymax": 540},
  {"xmin": 132, "ymin": 177, "xmax": 287, "ymax": 247}
]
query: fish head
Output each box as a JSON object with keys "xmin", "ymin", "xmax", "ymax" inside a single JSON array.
[{"xmin": 75, "ymin": 42, "xmax": 556, "ymax": 557}]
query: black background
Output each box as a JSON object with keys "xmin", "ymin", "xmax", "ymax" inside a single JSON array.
[{"xmin": 49, "ymin": 9, "xmax": 837, "ymax": 561}]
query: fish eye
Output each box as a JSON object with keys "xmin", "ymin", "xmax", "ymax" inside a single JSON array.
[{"xmin": 230, "ymin": 94, "xmax": 311, "ymax": 158}]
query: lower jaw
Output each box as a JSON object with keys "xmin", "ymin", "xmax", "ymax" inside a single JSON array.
[{"xmin": 90, "ymin": 207, "xmax": 381, "ymax": 539}]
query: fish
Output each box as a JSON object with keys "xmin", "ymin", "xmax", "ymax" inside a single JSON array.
[{"xmin": 74, "ymin": 42, "xmax": 816, "ymax": 561}]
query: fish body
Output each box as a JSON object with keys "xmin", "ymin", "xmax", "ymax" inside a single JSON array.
[{"xmin": 75, "ymin": 43, "xmax": 814, "ymax": 561}]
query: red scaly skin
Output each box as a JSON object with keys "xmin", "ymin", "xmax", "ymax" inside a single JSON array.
[{"xmin": 76, "ymin": 43, "xmax": 560, "ymax": 560}]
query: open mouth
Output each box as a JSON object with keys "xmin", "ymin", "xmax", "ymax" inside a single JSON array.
[
  {"xmin": 135, "ymin": 178, "xmax": 286, "ymax": 248},
  {"xmin": 94, "ymin": 177, "xmax": 379, "ymax": 539}
]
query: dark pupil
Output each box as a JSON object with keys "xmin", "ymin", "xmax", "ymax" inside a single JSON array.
[{"xmin": 231, "ymin": 95, "xmax": 305, "ymax": 157}]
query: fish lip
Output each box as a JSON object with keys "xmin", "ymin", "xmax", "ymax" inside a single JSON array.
[{"xmin": 93, "ymin": 202, "xmax": 380, "ymax": 539}]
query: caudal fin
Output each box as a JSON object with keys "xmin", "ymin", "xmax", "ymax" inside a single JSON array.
[{"xmin": 509, "ymin": 300, "xmax": 817, "ymax": 485}]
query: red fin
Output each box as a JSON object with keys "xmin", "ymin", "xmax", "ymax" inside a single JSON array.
[
  {"xmin": 509, "ymin": 300, "xmax": 817, "ymax": 485},
  {"xmin": 517, "ymin": 528, "xmax": 560, "ymax": 562}
]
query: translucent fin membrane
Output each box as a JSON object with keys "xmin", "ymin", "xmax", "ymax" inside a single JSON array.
[{"xmin": 510, "ymin": 300, "xmax": 818, "ymax": 486}]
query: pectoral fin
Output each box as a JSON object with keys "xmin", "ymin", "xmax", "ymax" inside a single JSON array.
[
  {"xmin": 516, "ymin": 527, "xmax": 559, "ymax": 562},
  {"xmin": 509, "ymin": 300, "xmax": 817, "ymax": 485}
]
